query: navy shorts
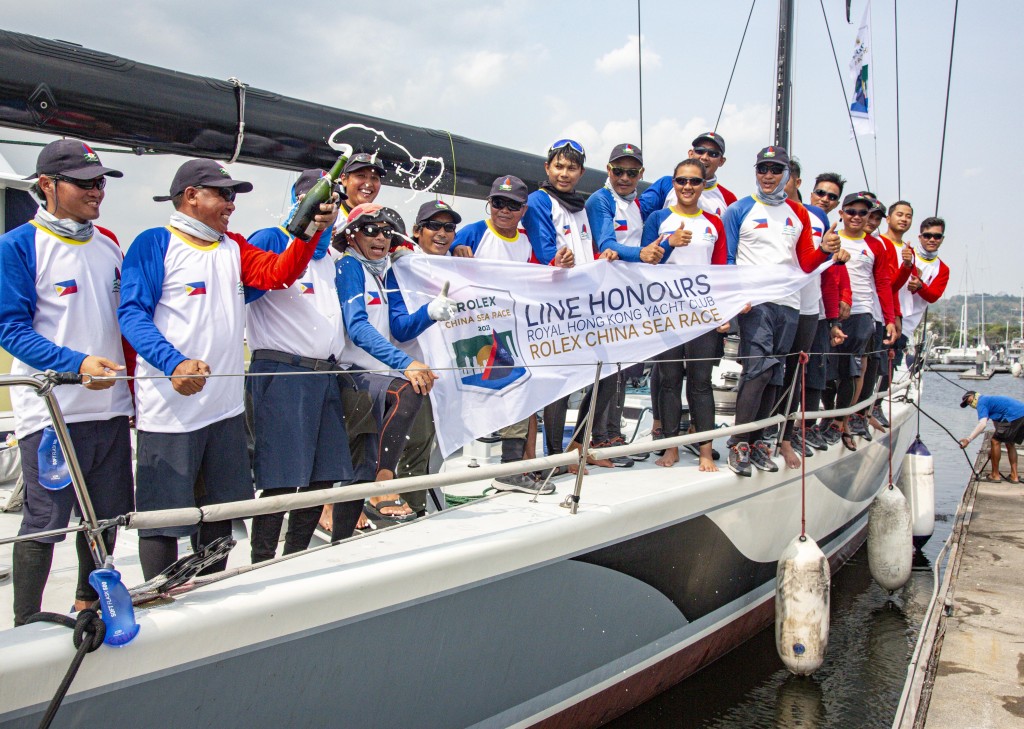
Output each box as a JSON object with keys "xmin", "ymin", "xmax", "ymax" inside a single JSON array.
[
  {"xmin": 18, "ymin": 416, "xmax": 133, "ymax": 543},
  {"xmin": 807, "ymin": 319, "xmax": 831, "ymax": 392},
  {"xmin": 737, "ymin": 302, "xmax": 799, "ymax": 387},
  {"xmin": 835, "ymin": 313, "xmax": 875, "ymax": 378},
  {"xmin": 869, "ymin": 320, "xmax": 887, "ymax": 362},
  {"xmin": 338, "ymin": 371, "xmax": 393, "ymax": 483},
  {"xmin": 247, "ymin": 359, "xmax": 354, "ymax": 490},
  {"xmin": 135, "ymin": 413, "xmax": 253, "ymax": 538}
]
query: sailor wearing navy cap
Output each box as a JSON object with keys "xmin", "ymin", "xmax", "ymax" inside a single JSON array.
[
  {"xmin": 339, "ymin": 152, "xmax": 386, "ymax": 215},
  {"xmin": 0, "ymin": 139, "xmax": 133, "ymax": 625},
  {"xmin": 119, "ymin": 159, "xmax": 338, "ymax": 579},
  {"xmin": 640, "ymin": 132, "xmax": 738, "ymax": 217}
]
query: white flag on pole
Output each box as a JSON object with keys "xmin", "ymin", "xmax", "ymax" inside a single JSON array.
[
  {"xmin": 393, "ymin": 256, "xmax": 824, "ymax": 456},
  {"xmin": 848, "ymin": 0, "xmax": 875, "ymax": 137}
]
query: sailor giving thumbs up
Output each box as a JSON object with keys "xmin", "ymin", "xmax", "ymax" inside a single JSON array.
[{"xmin": 428, "ymin": 281, "xmax": 457, "ymax": 321}]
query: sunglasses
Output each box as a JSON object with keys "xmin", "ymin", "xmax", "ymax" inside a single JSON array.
[
  {"xmin": 609, "ymin": 166, "xmax": 641, "ymax": 178},
  {"xmin": 54, "ymin": 175, "xmax": 107, "ymax": 190},
  {"xmin": 548, "ymin": 138, "xmax": 585, "ymax": 157},
  {"xmin": 673, "ymin": 176, "xmax": 705, "ymax": 187},
  {"xmin": 490, "ymin": 198, "xmax": 524, "ymax": 212},
  {"xmin": 423, "ymin": 220, "xmax": 457, "ymax": 233},
  {"xmin": 842, "ymin": 208, "xmax": 869, "ymax": 218},
  {"xmin": 756, "ymin": 163, "xmax": 786, "ymax": 175},
  {"xmin": 195, "ymin": 186, "xmax": 237, "ymax": 202},
  {"xmin": 358, "ymin": 223, "xmax": 395, "ymax": 239},
  {"xmin": 813, "ymin": 189, "xmax": 840, "ymax": 201},
  {"xmin": 920, "ymin": 232, "xmax": 944, "ymax": 241},
  {"xmin": 692, "ymin": 146, "xmax": 723, "ymax": 159}
]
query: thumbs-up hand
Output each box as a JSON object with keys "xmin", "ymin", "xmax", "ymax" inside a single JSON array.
[
  {"xmin": 427, "ymin": 281, "xmax": 456, "ymax": 321},
  {"xmin": 669, "ymin": 224, "xmax": 692, "ymax": 247},
  {"xmin": 902, "ymin": 245, "xmax": 914, "ymax": 265},
  {"xmin": 822, "ymin": 221, "xmax": 840, "ymax": 253}
]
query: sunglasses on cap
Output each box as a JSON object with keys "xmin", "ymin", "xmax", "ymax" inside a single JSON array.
[
  {"xmin": 53, "ymin": 175, "xmax": 107, "ymax": 190},
  {"xmin": 609, "ymin": 166, "xmax": 641, "ymax": 178},
  {"xmin": 842, "ymin": 207, "xmax": 869, "ymax": 218},
  {"xmin": 673, "ymin": 176, "xmax": 704, "ymax": 187},
  {"xmin": 692, "ymin": 146, "xmax": 723, "ymax": 159},
  {"xmin": 357, "ymin": 223, "xmax": 395, "ymax": 239},
  {"xmin": 813, "ymin": 188, "xmax": 840, "ymax": 201},
  {"xmin": 422, "ymin": 220, "xmax": 457, "ymax": 233},
  {"xmin": 920, "ymin": 232, "xmax": 944, "ymax": 241},
  {"xmin": 756, "ymin": 163, "xmax": 786, "ymax": 175},
  {"xmin": 548, "ymin": 139, "xmax": 585, "ymax": 157},
  {"xmin": 490, "ymin": 198, "xmax": 524, "ymax": 212},
  {"xmin": 195, "ymin": 186, "xmax": 237, "ymax": 202}
]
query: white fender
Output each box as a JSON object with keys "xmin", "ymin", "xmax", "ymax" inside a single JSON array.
[
  {"xmin": 1012, "ymin": 361, "xmax": 1023, "ymax": 378},
  {"xmin": 775, "ymin": 535, "xmax": 830, "ymax": 675},
  {"xmin": 896, "ymin": 437, "xmax": 935, "ymax": 548},
  {"xmin": 868, "ymin": 485, "xmax": 913, "ymax": 591}
]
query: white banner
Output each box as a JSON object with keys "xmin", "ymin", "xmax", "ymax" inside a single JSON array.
[
  {"xmin": 392, "ymin": 256, "xmax": 822, "ymax": 456},
  {"xmin": 848, "ymin": 0, "xmax": 875, "ymax": 137}
]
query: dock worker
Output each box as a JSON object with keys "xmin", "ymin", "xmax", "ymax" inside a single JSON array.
[
  {"xmin": 959, "ymin": 391, "xmax": 1023, "ymax": 484},
  {"xmin": 0, "ymin": 139, "xmax": 134, "ymax": 626}
]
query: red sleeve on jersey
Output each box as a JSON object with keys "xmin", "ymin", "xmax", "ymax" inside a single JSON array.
[
  {"xmin": 838, "ymin": 264, "xmax": 852, "ymax": 307},
  {"xmin": 720, "ymin": 185, "xmax": 738, "ymax": 207},
  {"xmin": 917, "ymin": 260, "xmax": 950, "ymax": 304},
  {"xmin": 891, "ymin": 245, "xmax": 914, "ymax": 290},
  {"xmin": 866, "ymin": 235, "xmax": 896, "ymax": 324},
  {"xmin": 788, "ymin": 201, "xmax": 829, "ymax": 272},
  {"xmin": 707, "ymin": 213, "xmax": 728, "ymax": 264},
  {"xmin": 95, "ymin": 226, "xmax": 123, "ymax": 255},
  {"xmin": 820, "ymin": 265, "xmax": 841, "ymax": 319},
  {"xmin": 234, "ymin": 229, "xmax": 319, "ymax": 290},
  {"xmin": 121, "ymin": 336, "xmax": 137, "ymax": 405}
]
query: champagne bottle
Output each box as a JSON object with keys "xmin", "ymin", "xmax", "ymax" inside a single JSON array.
[{"xmin": 284, "ymin": 153, "xmax": 348, "ymax": 241}]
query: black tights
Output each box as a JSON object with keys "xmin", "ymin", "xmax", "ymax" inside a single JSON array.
[
  {"xmin": 378, "ymin": 378, "xmax": 424, "ymax": 475},
  {"xmin": 570, "ymin": 374, "xmax": 619, "ymax": 444},
  {"xmin": 250, "ymin": 481, "xmax": 333, "ymax": 564},
  {"xmin": 781, "ymin": 314, "xmax": 819, "ymax": 440},
  {"xmin": 734, "ymin": 370, "xmax": 778, "ymax": 444},
  {"xmin": 655, "ymin": 331, "xmax": 719, "ymax": 440}
]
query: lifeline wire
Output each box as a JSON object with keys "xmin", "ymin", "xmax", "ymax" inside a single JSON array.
[
  {"xmin": 934, "ymin": 0, "xmax": 960, "ymax": 216},
  {"xmin": 637, "ymin": 0, "xmax": 644, "ymax": 150},
  {"xmin": 715, "ymin": 0, "xmax": 758, "ymax": 133},
  {"xmin": 893, "ymin": 0, "xmax": 902, "ymax": 199}
]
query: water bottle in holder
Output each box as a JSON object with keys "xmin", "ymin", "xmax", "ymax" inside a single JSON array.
[
  {"xmin": 37, "ymin": 425, "xmax": 71, "ymax": 491},
  {"xmin": 88, "ymin": 557, "xmax": 140, "ymax": 646}
]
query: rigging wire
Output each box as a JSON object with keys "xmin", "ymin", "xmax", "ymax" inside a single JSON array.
[
  {"xmin": 637, "ymin": 0, "xmax": 644, "ymax": 150},
  {"xmin": 817, "ymin": 0, "xmax": 870, "ymax": 189},
  {"xmin": 715, "ymin": 0, "xmax": 758, "ymax": 133},
  {"xmin": 894, "ymin": 0, "xmax": 902, "ymax": 199},
  {"xmin": 934, "ymin": 0, "xmax": 960, "ymax": 216}
]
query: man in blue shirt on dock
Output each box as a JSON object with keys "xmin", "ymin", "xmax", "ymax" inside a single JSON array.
[{"xmin": 959, "ymin": 391, "xmax": 1024, "ymax": 483}]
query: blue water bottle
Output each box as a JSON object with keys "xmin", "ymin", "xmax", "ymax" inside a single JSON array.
[
  {"xmin": 37, "ymin": 426, "xmax": 71, "ymax": 491},
  {"xmin": 88, "ymin": 558, "xmax": 140, "ymax": 646}
]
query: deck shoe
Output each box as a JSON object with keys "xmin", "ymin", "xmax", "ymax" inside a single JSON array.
[
  {"xmin": 594, "ymin": 437, "xmax": 635, "ymax": 468},
  {"xmin": 789, "ymin": 429, "xmax": 815, "ymax": 458},
  {"xmin": 728, "ymin": 442, "xmax": 752, "ymax": 477},
  {"xmin": 849, "ymin": 414, "xmax": 872, "ymax": 441},
  {"xmin": 822, "ymin": 422, "xmax": 843, "ymax": 446},
  {"xmin": 803, "ymin": 424, "xmax": 828, "ymax": 451},
  {"xmin": 750, "ymin": 441, "xmax": 780, "ymax": 472},
  {"xmin": 871, "ymin": 405, "xmax": 890, "ymax": 428},
  {"xmin": 492, "ymin": 472, "xmax": 556, "ymax": 495}
]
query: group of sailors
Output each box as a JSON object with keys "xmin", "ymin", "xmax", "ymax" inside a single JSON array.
[{"xmin": 0, "ymin": 133, "xmax": 950, "ymax": 626}]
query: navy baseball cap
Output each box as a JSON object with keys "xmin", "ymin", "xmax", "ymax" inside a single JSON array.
[
  {"xmin": 488, "ymin": 175, "xmax": 529, "ymax": 203},
  {"xmin": 342, "ymin": 152, "xmax": 386, "ymax": 177},
  {"xmin": 415, "ymin": 200, "xmax": 462, "ymax": 225},
  {"xmin": 153, "ymin": 159, "xmax": 253, "ymax": 202},
  {"xmin": 608, "ymin": 143, "xmax": 643, "ymax": 165},
  {"xmin": 842, "ymin": 192, "xmax": 874, "ymax": 208},
  {"xmin": 755, "ymin": 146, "xmax": 789, "ymax": 166},
  {"xmin": 30, "ymin": 139, "xmax": 123, "ymax": 180},
  {"xmin": 692, "ymin": 132, "xmax": 726, "ymax": 153}
]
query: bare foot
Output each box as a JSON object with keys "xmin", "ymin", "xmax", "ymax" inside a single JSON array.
[
  {"xmin": 779, "ymin": 441, "xmax": 801, "ymax": 469},
  {"xmin": 868, "ymin": 416, "xmax": 887, "ymax": 433},
  {"xmin": 318, "ymin": 504, "xmax": 333, "ymax": 532},
  {"xmin": 568, "ymin": 441, "xmax": 613, "ymax": 468},
  {"xmin": 656, "ymin": 446, "xmax": 679, "ymax": 468},
  {"xmin": 568, "ymin": 463, "xmax": 590, "ymax": 475},
  {"xmin": 369, "ymin": 494, "xmax": 413, "ymax": 518},
  {"xmin": 698, "ymin": 455, "xmax": 719, "ymax": 472},
  {"xmin": 355, "ymin": 511, "xmax": 370, "ymax": 530}
]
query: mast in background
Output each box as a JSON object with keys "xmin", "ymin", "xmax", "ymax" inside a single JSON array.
[{"xmin": 772, "ymin": 0, "xmax": 796, "ymax": 148}]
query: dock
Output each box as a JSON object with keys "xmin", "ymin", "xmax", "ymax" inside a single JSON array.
[{"xmin": 894, "ymin": 435, "xmax": 1024, "ymax": 728}]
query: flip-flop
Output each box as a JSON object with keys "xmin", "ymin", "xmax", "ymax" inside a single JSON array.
[
  {"xmin": 363, "ymin": 499, "xmax": 417, "ymax": 523},
  {"xmin": 980, "ymin": 476, "xmax": 1003, "ymax": 483},
  {"xmin": 1008, "ymin": 478, "xmax": 1021, "ymax": 484}
]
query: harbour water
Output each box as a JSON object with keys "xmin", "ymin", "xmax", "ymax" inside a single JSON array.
[{"xmin": 609, "ymin": 370, "xmax": 1022, "ymax": 728}]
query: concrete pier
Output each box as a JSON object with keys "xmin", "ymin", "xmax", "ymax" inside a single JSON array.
[{"xmin": 899, "ymin": 435, "xmax": 1024, "ymax": 728}]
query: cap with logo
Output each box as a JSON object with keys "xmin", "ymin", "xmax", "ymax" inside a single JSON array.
[
  {"xmin": 842, "ymin": 192, "xmax": 875, "ymax": 208},
  {"xmin": 488, "ymin": 175, "xmax": 529, "ymax": 204},
  {"xmin": 608, "ymin": 143, "xmax": 643, "ymax": 165},
  {"xmin": 342, "ymin": 152, "xmax": 386, "ymax": 177},
  {"xmin": 30, "ymin": 139, "xmax": 123, "ymax": 180},
  {"xmin": 293, "ymin": 168, "xmax": 348, "ymax": 200},
  {"xmin": 692, "ymin": 132, "xmax": 726, "ymax": 154},
  {"xmin": 755, "ymin": 146, "xmax": 790, "ymax": 166},
  {"xmin": 415, "ymin": 200, "xmax": 462, "ymax": 225},
  {"xmin": 153, "ymin": 159, "xmax": 253, "ymax": 202}
]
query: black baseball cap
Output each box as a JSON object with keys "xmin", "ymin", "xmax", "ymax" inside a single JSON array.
[
  {"xmin": 960, "ymin": 391, "xmax": 977, "ymax": 408},
  {"xmin": 692, "ymin": 132, "xmax": 726, "ymax": 154},
  {"xmin": 342, "ymin": 152, "xmax": 386, "ymax": 176},
  {"xmin": 608, "ymin": 143, "xmax": 643, "ymax": 165},
  {"xmin": 842, "ymin": 192, "xmax": 874, "ymax": 208},
  {"xmin": 293, "ymin": 168, "xmax": 347, "ymax": 200},
  {"xmin": 755, "ymin": 146, "xmax": 789, "ymax": 166},
  {"xmin": 29, "ymin": 139, "xmax": 123, "ymax": 180},
  {"xmin": 153, "ymin": 159, "xmax": 253, "ymax": 202},
  {"xmin": 415, "ymin": 200, "xmax": 462, "ymax": 225},
  {"xmin": 488, "ymin": 175, "xmax": 529, "ymax": 204}
]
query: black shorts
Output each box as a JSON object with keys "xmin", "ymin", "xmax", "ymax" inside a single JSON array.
[
  {"xmin": 18, "ymin": 417, "xmax": 134, "ymax": 543},
  {"xmin": 737, "ymin": 302, "xmax": 799, "ymax": 387},
  {"xmin": 993, "ymin": 416, "xmax": 1024, "ymax": 445},
  {"xmin": 835, "ymin": 313, "xmax": 875, "ymax": 378}
]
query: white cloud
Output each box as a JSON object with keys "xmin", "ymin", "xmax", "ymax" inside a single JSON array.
[
  {"xmin": 453, "ymin": 51, "xmax": 510, "ymax": 89},
  {"xmin": 595, "ymin": 35, "xmax": 660, "ymax": 74}
]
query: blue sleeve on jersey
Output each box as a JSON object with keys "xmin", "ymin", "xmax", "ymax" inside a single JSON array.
[
  {"xmin": 722, "ymin": 197, "xmax": 754, "ymax": 265},
  {"xmin": 638, "ymin": 176, "xmax": 673, "ymax": 217},
  {"xmin": 451, "ymin": 221, "xmax": 487, "ymax": 254},
  {"xmin": 243, "ymin": 227, "xmax": 290, "ymax": 303},
  {"xmin": 386, "ymin": 268, "xmax": 434, "ymax": 343},
  {"xmin": 521, "ymin": 191, "xmax": 557, "ymax": 264},
  {"xmin": 0, "ymin": 224, "xmax": 88, "ymax": 373},
  {"xmin": 118, "ymin": 228, "xmax": 188, "ymax": 376},
  {"xmin": 337, "ymin": 256, "xmax": 414, "ymax": 371},
  {"xmin": 586, "ymin": 189, "xmax": 641, "ymax": 262},
  {"xmin": 641, "ymin": 209, "xmax": 670, "ymax": 247}
]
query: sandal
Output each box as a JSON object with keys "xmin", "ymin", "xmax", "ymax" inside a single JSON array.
[{"xmin": 840, "ymin": 432, "xmax": 857, "ymax": 452}]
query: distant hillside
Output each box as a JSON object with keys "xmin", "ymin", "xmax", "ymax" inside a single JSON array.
[{"xmin": 927, "ymin": 293, "xmax": 1023, "ymax": 346}]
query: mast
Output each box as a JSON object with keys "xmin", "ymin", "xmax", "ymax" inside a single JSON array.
[{"xmin": 772, "ymin": 0, "xmax": 796, "ymax": 148}]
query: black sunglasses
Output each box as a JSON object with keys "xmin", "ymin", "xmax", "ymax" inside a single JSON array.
[
  {"xmin": 673, "ymin": 176, "xmax": 704, "ymax": 187},
  {"xmin": 490, "ymin": 198, "xmax": 524, "ymax": 212},
  {"xmin": 358, "ymin": 223, "xmax": 396, "ymax": 239},
  {"xmin": 54, "ymin": 175, "xmax": 107, "ymax": 190},
  {"xmin": 756, "ymin": 163, "xmax": 786, "ymax": 175},
  {"xmin": 920, "ymin": 232, "xmax": 944, "ymax": 241},
  {"xmin": 692, "ymin": 146, "xmax": 723, "ymax": 159},
  {"xmin": 813, "ymin": 189, "xmax": 840, "ymax": 201},
  {"xmin": 195, "ymin": 186, "xmax": 237, "ymax": 202},
  {"xmin": 609, "ymin": 166, "xmax": 641, "ymax": 178},
  {"xmin": 423, "ymin": 220, "xmax": 457, "ymax": 233},
  {"xmin": 842, "ymin": 208, "xmax": 869, "ymax": 218}
]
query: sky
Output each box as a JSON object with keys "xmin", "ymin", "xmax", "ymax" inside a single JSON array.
[{"xmin": 1, "ymin": 0, "xmax": 1020, "ymax": 294}]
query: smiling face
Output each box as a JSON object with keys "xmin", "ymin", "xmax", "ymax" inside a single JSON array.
[
  {"xmin": 887, "ymin": 204, "xmax": 913, "ymax": 235},
  {"xmin": 544, "ymin": 153, "xmax": 584, "ymax": 193},
  {"xmin": 350, "ymin": 219, "xmax": 394, "ymax": 260},
  {"xmin": 606, "ymin": 158, "xmax": 643, "ymax": 197},
  {"xmin": 810, "ymin": 181, "xmax": 841, "ymax": 213},
  {"xmin": 689, "ymin": 140, "xmax": 725, "ymax": 177},
  {"xmin": 341, "ymin": 168, "xmax": 381, "ymax": 207},
  {"xmin": 488, "ymin": 196, "xmax": 527, "ymax": 236},
  {"xmin": 671, "ymin": 160, "xmax": 705, "ymax": 210},
  {"xmin": 755, "ymin": 163, "xmax": 786, "ymax": 195},
  {"xmin": 38, "ymin": 174, "xmax": 105, "ymax": 223},
  {"xmin": 183, "ymin": 185, "xmax": 235, "ymax": 234},
  {"xmin": 840, "ymin": 204, "xmax": 870, "ymax": 235},
  {"xmin": 415, "ymin": 212, "xmax": 456, "ymax": 256},
  {"xmin": 918, "ymin": 225, "xmax": 945, "ymax": 254}
]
